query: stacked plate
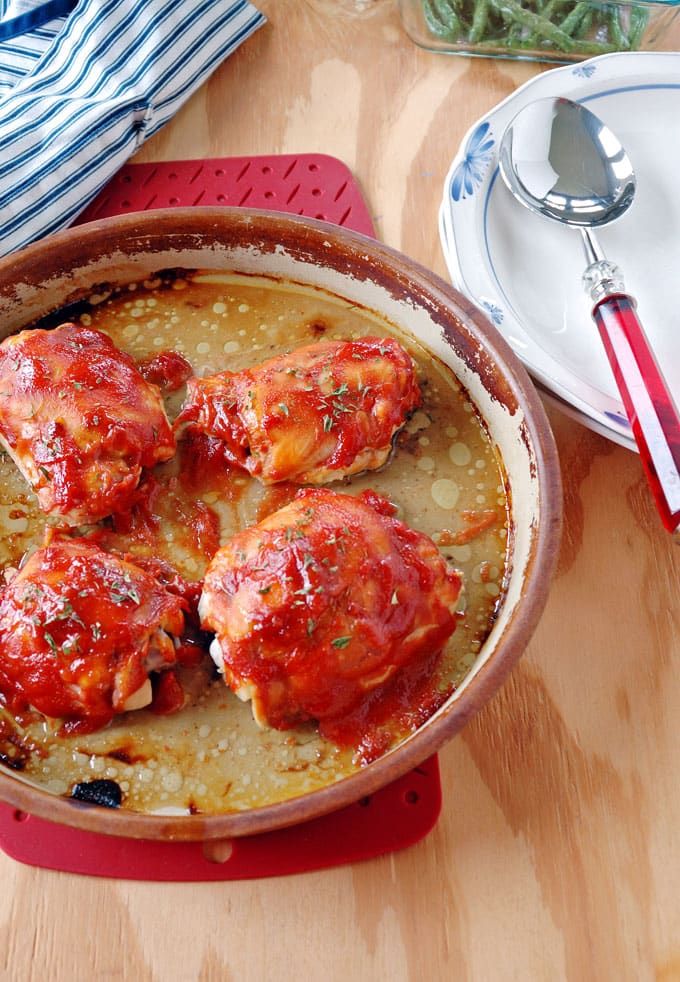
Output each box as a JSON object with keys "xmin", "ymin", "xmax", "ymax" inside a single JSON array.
[{"xmin": 439, "ymin": 51, "xmax": 680, "ymax": 451}]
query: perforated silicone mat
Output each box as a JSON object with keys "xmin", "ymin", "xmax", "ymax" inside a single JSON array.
[
  {"xmin": 0, "ymin": 154, "xmax": 442, "ymax": 880},
  {"xmin": 76, "ymin": 152, "xmax": 376, "ymax": 230}
]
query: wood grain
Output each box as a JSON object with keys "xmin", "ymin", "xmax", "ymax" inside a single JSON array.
[{"xmin": 2, "ymin": 2, "xmax": 680, "ymax": 980}]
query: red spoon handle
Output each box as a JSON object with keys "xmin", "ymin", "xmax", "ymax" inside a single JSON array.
[{"xmin": 592, "ymin": 293, "xmax": 680, "ymax": 532}]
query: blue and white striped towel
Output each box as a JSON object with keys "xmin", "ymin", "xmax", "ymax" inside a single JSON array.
[{"xmin": 0, "ymin": 0, "xmax": 265, "ymax": 258}]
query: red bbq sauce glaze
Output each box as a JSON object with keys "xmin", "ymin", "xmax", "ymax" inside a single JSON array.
[
  {"xmin": 150, "ymin": 670, "xmax": 186, "ymax": 715},
  {"xmin": 97, "ymin": 472, "xmax": 222, "ymax": 579},
  {"xmin": 321, "ymin": 644, "xmax": 456, "ymax": 764},
  {"xmin": 173, "ymin": 337, "xmax": 423, "ymax": 484},
  {"xmin": 137, "ymin": 349, "xmax": 193, "ymax": 393},
  {"xmin": 200, "ymin": 488, "xmax": 462, "ymax": 743},
  {"xmin": 0, "ymin": 323, "xmax": 175, "ymax": 524},
  {"xmin": 0, "ymin": 532, "xmax": 187, "ymax": 735},
  {"xmin": 176, "ymin": 431, "xmax": 245, "ymax": 496}
]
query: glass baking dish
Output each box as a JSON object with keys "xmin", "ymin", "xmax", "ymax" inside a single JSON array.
[{"xmin": 398, "ymin": 0, "xmax": 680, "ymax": 63}]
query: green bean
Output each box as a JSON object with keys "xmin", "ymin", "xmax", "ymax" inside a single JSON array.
[
  {"xmin": 538, "ymin": 1, "xmax": 558, "ymax": 22},
  {"xmin": 558, "ymin": 1, "xmax": 590, "ymax": 36},
  {"xmin": 571, "ymin": 5, "xmax": 593, "ymax": 39},
  {"xmin": 608, "ymin": 6, "xmax": 631, "ymax": 48},
  {"xmin": 489, "ymin": 0, "xmax": 576, "ymax": 49},
  {"xmin": 421, "ymin": 0, "xmax": 453, "ymax": 36},
  {"xmin": 422, "ymin": 0, "xmax": 472, "ymax": 40},
  {"xmin": 419, "ymin": 0, "xmax": 652, "ymax": 57},
  {"xmin": 432, "ymin": 0, "xmax": 461, "ymax": 29},
  {"xmin": 469, "ymin": 0, "xmax": 491, "ymax": 41},
  {"xmin": 628, "ymin": 6, "xmax": 649, "ymax": 47}
]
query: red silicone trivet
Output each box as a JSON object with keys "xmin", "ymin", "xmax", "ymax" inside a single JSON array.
[
  {"xmin": 0, "ymin": 757, "xmax": 441, "ymax": 880},
  {"xmin": 76, "ymin": 152, "xmax": 376, "ymax": 234},
  {"xmin": 0, "ymin": 153, "xmax": 442, "ymax": 880}
]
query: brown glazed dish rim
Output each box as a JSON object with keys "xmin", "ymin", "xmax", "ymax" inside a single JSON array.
[{"xmin": 0, "ymin": 208, "xmax": 563, "ymax": 841}]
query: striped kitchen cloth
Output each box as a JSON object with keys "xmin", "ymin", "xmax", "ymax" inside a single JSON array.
[{"xmin": 0, "ymin": 0, "xmax": 265, "ymax": 258}]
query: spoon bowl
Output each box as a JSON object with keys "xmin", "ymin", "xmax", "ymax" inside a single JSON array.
[
  {"xmin": 499, "ymin": 96, "xmax": 680, "ymax": 534},
  {"xmin": 499, "ymin": 97, "xmax": 636, "ymax": 231}
]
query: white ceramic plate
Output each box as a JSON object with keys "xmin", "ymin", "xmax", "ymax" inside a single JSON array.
[{"xmin": 440, "ymin": 51, "xmax": 680, "ymax": 452}]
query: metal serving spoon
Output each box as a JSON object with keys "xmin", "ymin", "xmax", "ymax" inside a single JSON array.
[{"xmin": 499, "ymin": 96, "xmax": 680, "ymax": 534}]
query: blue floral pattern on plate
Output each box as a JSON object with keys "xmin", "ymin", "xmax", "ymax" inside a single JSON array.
[
  {"xmin": 481, "ymin": 299, "xmax": 504, "ymax": 325},
  {"xmin": 573, "ymin": 62, "xmax": 597, "ymax": 79},
  {"xmin": 450, "ymin": 122, "xmax": 495, "ymax": 202}
]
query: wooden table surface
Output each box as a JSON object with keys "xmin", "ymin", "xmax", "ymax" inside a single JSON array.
[{"xmin": 3, "ymin": 3, "xmax": 680, "ymax": 980}]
